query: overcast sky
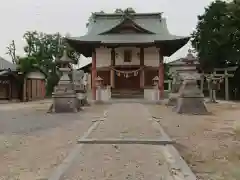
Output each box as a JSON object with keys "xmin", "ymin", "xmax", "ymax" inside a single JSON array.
[{"xmin": 0, "ymin": 0, "xmax": 213, "ymax": 64}]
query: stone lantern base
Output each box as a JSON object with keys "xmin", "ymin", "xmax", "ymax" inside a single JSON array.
[
  {"xmin": 175, "ymin": 79, "xmax": 209, "ymax": 115},
  {"xmin": 52, "ymin": 91, "xmax": 78, "ymax": 113},
  {"xmin": 167, "ymin": 93, "xmax": 179, "ymax": 106},
  {"xmin": 175, "ymin": 96, "xmax": 208, "ymax": 115}
]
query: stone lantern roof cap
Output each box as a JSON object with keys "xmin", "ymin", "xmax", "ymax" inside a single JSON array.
[
  {"xmin": 152, "ymin": 76, "xmax": 159, "ymax": 81},
  {"xmin": 182, "ymin": 49, "xmax": 199, "ymax": 64},
  {"xmin": 56, "ymin": 49, "xmax": 74, "ymax": 64},
  {"xmin": 96, "ymin": 76, "xmax": 103, "ymax": 81}
]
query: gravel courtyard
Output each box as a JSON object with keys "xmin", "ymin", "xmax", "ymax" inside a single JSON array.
[
  {"xmin": 148, "ymin": 101, "xmax": 240, "ymax": 180},
  {"xmin": 0, "ymin": 100, "xmax": 108, "ymax": 180},
  {"xmin": 5, "ymin": 99, "xmax": 237, "ymax": 180},
  {"xmin": 0, "ymin": 101, "xmax": 192, "ymax": 180},
  {"xmin": 61, "ymin": 103, "xmax": 176, "ymax": 180}
]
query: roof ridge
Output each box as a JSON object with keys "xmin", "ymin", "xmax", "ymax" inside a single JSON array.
[
  {"xmin": 94, "ymin": 12, "xmax": 162, "ymax": 16},
  {"xmin": 99, "ymin": 16, "xmax": 155, "ymax": 35}
]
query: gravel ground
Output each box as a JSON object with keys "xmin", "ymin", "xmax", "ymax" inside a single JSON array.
[
  {"xmin": 62, "ymin": 103, "xmax": 174, "ymax": 180},
  {"xmin": 0, "ymin": 101, "xmax": 108, "ymax": 180},
  {"xmin": 62, "ymin": 144, "xmax": 172, "ymax": 180},
  {"xmin": 147, "ymin": 103, "xmax": 240, "ymax": 180}
]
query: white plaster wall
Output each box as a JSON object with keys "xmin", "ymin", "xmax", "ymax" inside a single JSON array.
[
  {"xmin": 144, "ymin": 47, "xmax": 159, "ymax": 67},
  {"xmin": 96, "ymin": 47, "xmax": 111, "ymax": 67},
  {"xmin": 115, "ymin": 47, "xmax": 139, "ymax": 65},
  {"xmin": 96, "ymin": 47, "xmax": 160, "ymax": 67}
]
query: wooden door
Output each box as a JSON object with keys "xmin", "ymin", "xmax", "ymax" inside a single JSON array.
[{"xmin": 115, "ymin": 68, "xmax": 140, "ymax": 90}]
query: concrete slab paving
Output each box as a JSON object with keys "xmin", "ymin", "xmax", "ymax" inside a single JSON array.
[
  {"xmin": 88, "ymin": 103, "xmax": 162, "ymax": 139},
  {"xmin": 60, "ymin": 103, "xmax": 196, "ymax": 180}
]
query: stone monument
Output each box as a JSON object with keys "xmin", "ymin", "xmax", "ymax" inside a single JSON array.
[
  {"xmin": 175, "ymin": 50, "xmax": 208, "ymax": 115},
  {"xmin": 95, "ymin": 76, "xmax": 104, "ymax": 103},
  {"xmin": 205, "ymin": 74, "xmax": 223, "ymax": 103},
  {"xmin": 72, "ymin": 70, "xmax": 85, "ymax": 110},
  {"xmin": 152, "ymin": 76, "xmax": 160, "ymax": 102},
  {"xmin": 167, "ymin": 71, "xmax": 182, "ymax": 106},
  {"xmin": 51, "ymin": 50, "xmax": 78, "ymax": 113}
]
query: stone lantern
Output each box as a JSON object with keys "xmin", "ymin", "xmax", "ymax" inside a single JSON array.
[
  {"xmin": 95, "ymin": 76, "xmax": 103, "ymax": 102},
  {"xmin": 174, "ymin": 50, "xmax": 208, "ymax": 115},
  {"xmin": 96, "ymin": 76, "xmax": 103, "ymax": 87},
  {"xmin": 152, "ymin": 76, "xmax": 159, "ymax": 101},
  {"xmin": 51, "ymin": 50, "xmax": 78, "ymax": 113},
  {"xmin": 152, "ymin": 76, "xmax": 159, "ymax": 87}
]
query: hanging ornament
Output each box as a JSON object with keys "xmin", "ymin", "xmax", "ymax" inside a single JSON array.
[
  {"xmin": 117, "ymin": 72, "xmax": 121, "ymax": 76},
  {"xmin": 126, "ymin": 73, "xmax": 129, "ymax": 78}
]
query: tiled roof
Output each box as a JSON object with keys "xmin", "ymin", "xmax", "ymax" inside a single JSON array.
[
  {"xmin": 66, "ymin": 12, "xmax": 189, "ymax": 57},
  {"xmin": 0, "ymin": 57, "xmax": 17, "ymax": 70}
]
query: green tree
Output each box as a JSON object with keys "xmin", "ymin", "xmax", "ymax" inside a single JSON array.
[
  {"xmin": 22, "ymin": 31, "xmax": 80, "ymax": 95},
  {"xmin": 7, "ymin": 31, "xmax": 81, "ymax": 95},
  {"xmin": 6, "ymin": 40, "xmax": 17, "ymax": 64},
  {"xmin": 191, "ymin": 0, "xmax": 229, "ymax": 71}
]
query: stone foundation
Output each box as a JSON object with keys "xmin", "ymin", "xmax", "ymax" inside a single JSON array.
[
  {"xmin": 175, "ymin": 97, "xmax": 209, "ymax": 115},
  {"xmin": 167, "ymin": 93, "xmax": 179, "ymax": 106},
  {"xmin": 53, "ymin": 94, "xmax": 78, "ymax": 113}
]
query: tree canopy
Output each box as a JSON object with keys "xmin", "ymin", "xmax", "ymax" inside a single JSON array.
[
  {"xmin": 6, "ymin": 31, "xmax": 81, "ymax": 95},
  {"xmin": 191, "ymin": 0, "xmax": 240, "ymax": 71}
]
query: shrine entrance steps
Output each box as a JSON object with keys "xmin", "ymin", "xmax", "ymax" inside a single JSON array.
[{"xmin": 111, "ymin": 89, "xmax": 144, "ymax": 99}]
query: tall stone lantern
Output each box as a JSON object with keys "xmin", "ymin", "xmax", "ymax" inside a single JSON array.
[
  {"xmin": 51, "ymin": 50, "xmax": 78, "ymax": 113},
  {"xmin": 175, "ymin": 50, "xmax": 208, "ymax": 115}
]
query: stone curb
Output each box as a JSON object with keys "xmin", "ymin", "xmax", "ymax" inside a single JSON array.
[
  {"xmin": 151, "ymin": 116, "xmax": 197, "ymax": 180},
  {"xmin": 47, "ymin": 110, "xmax": 108, "ymax": 180},
  {"xmin": 78, "ymin": 138, "xmax": 174, "ymax": 145}
]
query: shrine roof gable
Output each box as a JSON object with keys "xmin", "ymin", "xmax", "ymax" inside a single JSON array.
[{"xmin": 86, "ymin": 12, "xmax": 167, "ymax": 35}]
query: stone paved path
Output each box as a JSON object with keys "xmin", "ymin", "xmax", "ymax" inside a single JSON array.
[{"xmin": 61, "ymin": 103, "xmax": 175, "ymax": 180}]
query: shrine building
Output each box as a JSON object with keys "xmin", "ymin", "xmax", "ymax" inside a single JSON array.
[{"xmin": 66, "ymin": 9, "xmax": 189, "ymax": 100}]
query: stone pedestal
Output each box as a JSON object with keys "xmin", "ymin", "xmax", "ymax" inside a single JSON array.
[
  {"xmin": 167, "ymin": 82, "xmax": 181, "ymax": 106},
  {"xmin": 96, "ymin": 86, "xmax": 102, "ymax": 103},
  {"xmin": 175, "ymin": 79, "xmax": 208, "ymax": 115},
  {"xmin": 53, "ymin": 93, "xmax": 78, "ymax": 113},
  {"xmin": 167, "ymin": 93, "xmax": 179, "ymax": 106},
  {"xmin": 51, "ymin": 71, "xmax": 78, "ymax": 113},
  {"xmin": 48, "ymin": 50, "xmax": 80, "ymax": 113}
]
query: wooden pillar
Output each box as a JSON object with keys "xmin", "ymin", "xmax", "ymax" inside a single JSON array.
[
  {"xmin": 8, "ymin": 79, "xmax": 12, "ymax": 100},
  {"xmin": 224, "ymin": 70, "xmax": 229, "ymax": 100},
  {"xmin": 140, "ymin": 47, "xmax": 144, "ymax": 88},
  {"xmin": 23, "ymin": 78, "xmax": 27, "ymax": 102},
  {"xmin": 158, "ymin": 48, "xmax": 164, "ymax": 99},
  {"xmin": 200, "ymin": 74, "xmax": 204, "ymax": 93},
  {"xmin": 110, "ymin": 48, "xmax": 115, "ymax": 88},
  {"xmin": 92, "ymin": 49, "xmax": 97, "ymax": 100}
]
